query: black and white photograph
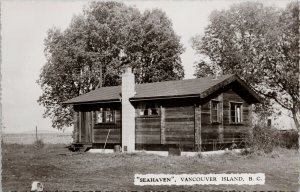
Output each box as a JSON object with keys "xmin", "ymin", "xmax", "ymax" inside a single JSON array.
[{"xmin": 1, "ymin": 0, "xmax": 299, "ymax": 191}]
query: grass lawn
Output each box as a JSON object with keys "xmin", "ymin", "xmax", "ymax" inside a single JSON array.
[{"xmin": 2, "ymin": 143, "xmax": 299, "ymax": 191}]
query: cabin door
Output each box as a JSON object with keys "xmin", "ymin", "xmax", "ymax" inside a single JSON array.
[{"xmin": 80, "ymin": 112, "xmax": 92, "ymax": 143}]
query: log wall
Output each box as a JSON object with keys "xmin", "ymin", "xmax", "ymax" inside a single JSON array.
[
  {"xmin": 134, "ymin": 102, "xmax": 195, "ymax": 149},
  {"xmin": 80, "ymin": 112, "xmax": 92, "ymax": 142},
  {"xmin": 223, "ymin": 89, "xmax": 251, "ymax": 143},
  {"xmin": 73, "ymin": 111, "xmax": 80, "ymax": 143},
  {"xmin": 135, "ymin": 117, "xmax": 161, "ymax": 144},
  {"xmin": 201, "ymin": 96, "xmax": 221, "ymax": 144},
  {"xmin": 164, "ymin": 106, "xmax": 195, "ymax": 147},
  {"xmin": 201, "ymin": 89, "xmax": 252, "ymax": 145}
]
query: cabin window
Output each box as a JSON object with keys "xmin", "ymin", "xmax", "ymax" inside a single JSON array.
[
  {"xmin": 211, "ymin": 100, "xmax": 221, "ymax": 123},
  {"xmin": 96, "ymin": 108, "xmax": 115, "ymax": 123},
  {"xmin": 138, "ymin": 103, "xmax": 160, "ymax": 116},
  {"xmin": 230, "ymin": 102, "xmax": 242, "ymax": 123}
]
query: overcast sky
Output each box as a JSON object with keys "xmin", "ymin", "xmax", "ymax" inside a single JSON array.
[{"xmin": 2, "ymin": 0, "xmax": 291, "ymax": 133}]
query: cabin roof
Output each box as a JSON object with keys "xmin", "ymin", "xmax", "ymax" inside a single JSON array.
[{"xmin": 63, "ymin": 74, "xmax": 261, "ymax": 105}]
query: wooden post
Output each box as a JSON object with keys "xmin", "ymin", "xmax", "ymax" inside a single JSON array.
[
  {"xmin": 160, "ymin": 106, "xmax": 165, "ymax": 144},
  {"xmin": 73, "ymin": 111, "xmax": 79, "ymax": 143},
  {"xmin": 85, "ymin": 112, "xmax": 90, "ymax": 142},
  {"xmin": 91, "ymin": 111, "xmax": 94, "ymax": 143},
  {"xmin": 219, "ymin": 94, "xmax": 224, "ymax": 143},
  {"xmin": 78, "ymin": 112, "xmax": 82, "ymax": 143},
  {"xmin": 195, "ymin": 105, "xmax": 201, "ymax": 151},
  {"xmin": 249, "ymin": 104, "xmax": 253, "ymax": 136}
]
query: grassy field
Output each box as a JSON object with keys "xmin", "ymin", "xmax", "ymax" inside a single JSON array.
[
  {"xmin": 2, "ymin": 143, "xmax": 299, "ymax": 191},
  {"xmin": 3, "ymin": 133, "xmax": 72, "ymax": 144}
]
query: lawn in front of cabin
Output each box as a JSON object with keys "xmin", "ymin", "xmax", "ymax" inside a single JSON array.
[{"xmin": 2, "ymin": 143, "xmax": 299, "ymax": 191}]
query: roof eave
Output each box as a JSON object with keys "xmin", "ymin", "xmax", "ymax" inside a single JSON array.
[
  {"xmin": 199, "ymin": 75, "xmax": 262, "ymax": 104},
  {"xmin": 233, "ymin": 75, "xmax": 262, "ymax": 103},
  {"xmin": 129, "ymin": 94, "xmax": 201, "ymax": 101},
  {"xmin": 62, "ymin": 99, "xmax": 121, "ymax": 105},
  {"xmin": 199, "ymin": 75, "xmax": 236, "ymax": 98}
]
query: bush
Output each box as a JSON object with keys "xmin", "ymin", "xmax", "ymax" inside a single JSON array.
[
  {"xmin": 244, "ymin": 125, "xmax": 282, "ymax": 153},
  {"xmin": 279, "ymin": 130, "xmax": 298, "ymax": 149},
  {"xmin": 34, "ymin": 138, "xmax": 45, "ymax": 149}
]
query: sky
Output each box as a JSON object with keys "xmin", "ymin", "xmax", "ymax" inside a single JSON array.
[{"xmin": 1, "ymin": 0, "xmax": 292, "ymax": 133}]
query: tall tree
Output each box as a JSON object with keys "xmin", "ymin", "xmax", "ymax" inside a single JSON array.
[
  {"xmin": 38, "ymin": 1, "xmax": 184, "ymax": 129},
  {"xmin": 192, "ymin": 2, "xmax": 299, "ymax": 129}
]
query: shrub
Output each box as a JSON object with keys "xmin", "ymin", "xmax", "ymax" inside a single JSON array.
[
  {"xmin": 34, "ymin": 138, "xmax": 45, "ymax": 149},
  {"xmin": 279, "ymin": 130, "xmax": 298, "ymax": 149},
  {"xmin": 244, "ymin": 124, "xmax": 282, "ymax": 153}
]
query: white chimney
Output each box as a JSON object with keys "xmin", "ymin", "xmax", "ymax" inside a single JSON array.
[{"xmin": 121, "ymin": 67, "xmax": 135, "ymax": 152}]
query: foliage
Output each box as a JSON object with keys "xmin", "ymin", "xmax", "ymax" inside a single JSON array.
[
  {"xmin": 244, "ymin": 125, "xmax": 281, "ymax": 153},
  {"xmin": 192, "ymin": 2, "xmax": 299, "ymax": 129},
  {"xmin": 193, "ymin": 61, "xmax": 214, "ymax": 78},
  {"xmin": 280, "ymin": 130, "xmax": 298, "ymax": 149},
  {"xmin": 34, "ymin": 138, "xmax": 45, "ymax": 149},
  {"xmin": 243, "ymin": 124, "xmax": 298, "ymax": 154},
  {"xmin": 38, "ymin": 1, "xmax": 184, "ymax": 129}
]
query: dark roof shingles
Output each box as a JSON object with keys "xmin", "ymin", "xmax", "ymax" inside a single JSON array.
[
  {"xmin": 133, "ymin": 74, "xmax": 233, "ymax": 99},
  {"xmin": 64, "ymin": 86, "xmax": 121, "ymax": 104},
  {"xmin": 63, "ymin": 74, "xmax": 260, "ymax": 104}
]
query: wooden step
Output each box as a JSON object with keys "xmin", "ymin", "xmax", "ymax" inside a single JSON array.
[{"xmin": 66, "ymin": 143, "xmax": 92, "ymax": 152}]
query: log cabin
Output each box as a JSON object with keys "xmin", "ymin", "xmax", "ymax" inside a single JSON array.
[{"xmin": 63, "ymin": 68, "xmax": 261, "ymax": 152}]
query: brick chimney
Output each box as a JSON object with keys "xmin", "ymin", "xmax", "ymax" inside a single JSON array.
[{"xmin": 121, "ymin": 67, "xmax": 135, "ymax": 152}]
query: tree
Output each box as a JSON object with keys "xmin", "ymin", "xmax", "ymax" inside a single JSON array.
[
  {"xmin": 192, "ymin": 2, "xmax": 299, "ymax": 129},
  {"xmin": 193, "ymin": 61, "xmax": 214, "ymax": 78},
  {"xmin": 38, "ymin": 1, "xmax": 184, "ymax": 129}
]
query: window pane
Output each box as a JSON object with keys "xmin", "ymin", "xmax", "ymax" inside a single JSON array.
[
  {"xmin": 212, "ymin": 110, "xmax": 218, "ymax": 117},
  {"xmin": 230, "ymin": 103, "xmax": 242, "ymax": 123},
  {"xmin": 230, "ymin": 103, "xmax": 236, "ymax": 122},
  {"xmin": 97, "ymin": 111, "xmax": 103, "ymax": 123},
  {"xmin": 212, "ymin": 101, "xmax": 218, "ymax": 110},
  {"xmin": 139, "ymin": 109, "xmax": 144, "ymax": 116},
  {"xmin": 143, "ymin": 109, "xmax": 149, "ymax": 115},
  {"xmin": 151, "ymin": 108, "xmax": 158, "ymax": 115},
  {"xmin": 106, "ymin": 111, "xmax": 110, "ymax": 122},
  {"xmin": 96, "ymin": 108, "xmax": 115, "ymax": 123},
  {"xmin": 142, "ymin": 103, "xmax": 159, "ymax": 116},
  {"xmin": 212, "ymin": 110, "xmax": 218, "ymax": 122},
  {"xmin": 211, "ymin": 101, "xmax": 219, "ymax": 122},
  {"xmin": 105, "ymin": 109, "xmax": 114, "ymax": 123},
  {"xmin": 236, "ymin": 105, "xmax": 241, "ymax": 123}
]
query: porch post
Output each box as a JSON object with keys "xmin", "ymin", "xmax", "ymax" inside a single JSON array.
[
  {"xmin": 160, "ymin": 106, "xmax": 165, "ymax": 144},
  {"xmin": 218, "ymin": 94, "xmax": 224, "ymax": 143},
  {"xmin": 195, "ymin": 105, "xmax": 201, "ymax": 151}
]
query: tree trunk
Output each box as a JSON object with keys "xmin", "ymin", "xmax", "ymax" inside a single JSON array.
[{"xmin": 292, "ymin": 107, "xmax": 300, "ymax": 156}]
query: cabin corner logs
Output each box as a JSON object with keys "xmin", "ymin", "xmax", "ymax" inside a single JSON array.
[{"xmin": 72, "ymin": 89, "xmax": 252, "ymax": 151}]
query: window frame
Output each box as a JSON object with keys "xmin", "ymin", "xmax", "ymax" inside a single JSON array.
[
  {"xmin": 229, "ymin": 101, "xmax": 243, "ymax": 124},
  {"xmin": 95, "ymin": 108, "xmax": 116, "ymax": 124},
  {"xmin": 137, "ymin": 103, "xmax": 161, "ymax": 117},
  {"xmin": 210, "ymin": 100, "xmax": 221, "ymax": 124}
]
